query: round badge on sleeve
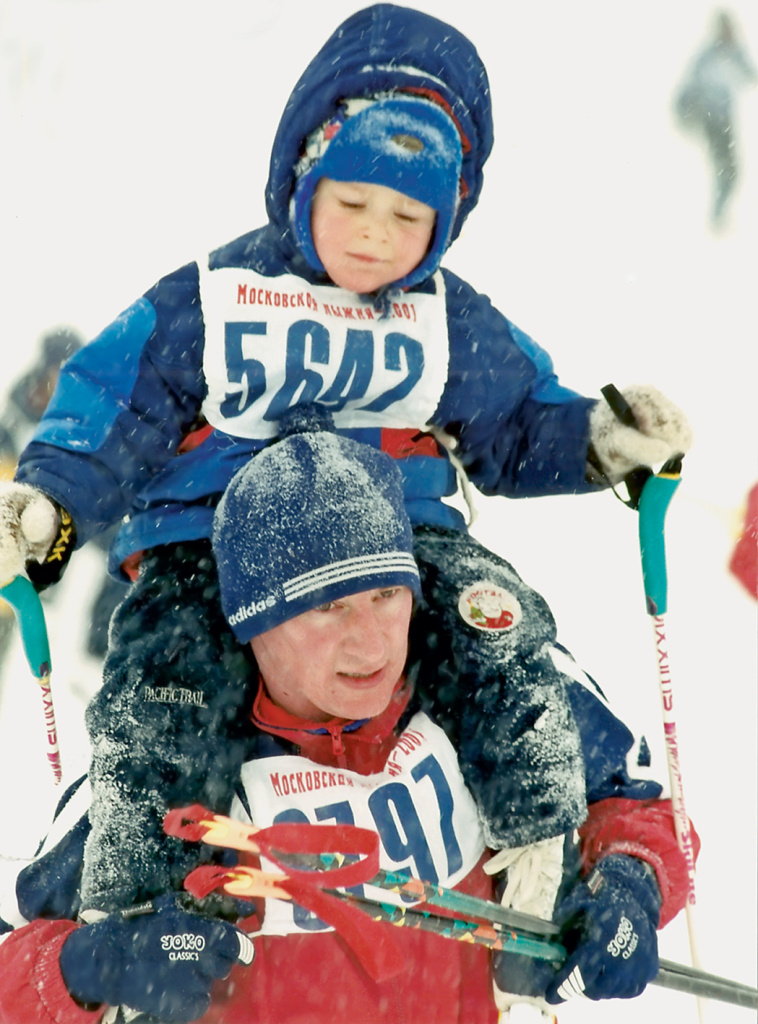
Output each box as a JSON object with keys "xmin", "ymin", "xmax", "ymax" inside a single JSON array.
[{"xmin": 457, "ymin": 581, "xmax": 523, "ymax": 632}]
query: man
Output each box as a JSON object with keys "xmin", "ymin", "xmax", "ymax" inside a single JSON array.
[{"xmin": 0, "ymin": 408, "xmax": 695, "ymax": 1023}]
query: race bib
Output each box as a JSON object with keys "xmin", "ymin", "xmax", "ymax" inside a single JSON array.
[
  {"xmin": 232, "ymin": 712, "xmax": 486, "ymax": 936},
  {"xmin": 199, "ymin": 264, "xmax": 450, "ymax": 438}
]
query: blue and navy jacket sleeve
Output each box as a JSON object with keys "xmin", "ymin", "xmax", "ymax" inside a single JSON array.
[
  {"xmin": 0, "ymin": 777, "xmax": 91, "ymax": 938},
  {"xmin": 546, "ymin": 645, "xmax": 662, "ymax": 805},
  {"xmin": 15, "ymin": 263, "xmax": 207, "ymax": 546},
  {"xmin": 435, "ymin": 270, "xmax": 599, "ymax": 498}
]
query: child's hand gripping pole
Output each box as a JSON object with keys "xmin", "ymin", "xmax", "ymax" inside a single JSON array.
[
  {"xmin": 602, "ymin": 384, "xmax": 704, "ymax": 1020},
  {"xmin": 0, "ymin": 574, "xmax": 62, "ymax": 784}
]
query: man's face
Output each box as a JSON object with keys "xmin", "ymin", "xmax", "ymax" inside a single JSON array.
[
  {"xmin": 311, "ymin": 178, "xmax": 436, "ymax": 293},
  {"xmin": 250, "ymin": 586, "xmax": 413, "ymax": 722}
]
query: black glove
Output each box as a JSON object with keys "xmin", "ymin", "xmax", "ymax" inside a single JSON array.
[
  {"xmin": 545, "ymin": 855, "xmax": 661, "ymax": 1003},
  {"xmin": 60, "ymin": 894, "xmax": 254, "ymax": 1022}
]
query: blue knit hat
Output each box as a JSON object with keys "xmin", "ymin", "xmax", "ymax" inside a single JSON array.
[
  {"xmin": 291, "ymin": 95, "xmax": 463, "ymax": 290},
  {"xmin": 213, "ymin": 406, "xmax": 421, "ymax": 643}
]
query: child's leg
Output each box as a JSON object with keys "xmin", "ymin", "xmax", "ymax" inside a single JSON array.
[
  {"xmin": 80, "ymin": 541, "xmax": 255, "ymax": 913},
  {"xmin": 409, "ymin": 526, "xmax": 586, "ymax": 849}
]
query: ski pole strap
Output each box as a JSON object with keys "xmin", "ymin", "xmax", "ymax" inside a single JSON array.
[
  {"xmin": 164, "ymin": 807, "xmax": 379, "ymax": 887},
  {"xmin": 256, "ymin": 821, "xmax": 380, "ymax": 888},
  {"xmin": 169, "ymin": 814, "xmax": 381, "ymax": 889},
  {"xmin": 601, "ymin": 378, "xmax": 684, "ymax": 614},
  {"xmin": 637, "ymin": 461, "xmax": 682, "ymax": 615},
  {"xmin": 0, "ymin": 574, "xmax": 51, "ymax": 678},
  {"xmin": 163, "ymin": 805, "xmax": 258, "ymax": 851},
  {"xmin": 594, "ymin": 384, "xmax": 652, "ymax": 510}
]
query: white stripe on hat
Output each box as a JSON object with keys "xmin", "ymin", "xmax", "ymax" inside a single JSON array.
[{"xmin": 283, "ymin": 552, "xmax": 419, "ymax": 602}]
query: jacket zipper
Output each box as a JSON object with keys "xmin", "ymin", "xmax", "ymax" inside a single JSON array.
[{"xmin": 328, "ymin": 725, "xmax": 348, "ymax": 767}]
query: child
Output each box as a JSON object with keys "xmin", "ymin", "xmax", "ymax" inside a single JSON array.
[
  {"xmin": 0, "ymin": 413, "xmax": 695, "ymax": 1023},
  {"xmin": 0, "ymin": 4, "xmax": 691, "ymax": 917}
]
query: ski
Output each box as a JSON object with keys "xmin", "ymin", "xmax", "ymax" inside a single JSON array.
[
  {"xmin": 168, "ymin": 806, "xmax": 758, "ymax": 1011},
  {"xmin": 315, "ymin": 888, "xmax": 562, "ymax": 961},
  {"xmin": 330, "ymin": 888, "xmax": 757, "ymax": 1008},
  {"xmin": 324, "ymin": 887, "xmax": 758, "ymax": 1009}
]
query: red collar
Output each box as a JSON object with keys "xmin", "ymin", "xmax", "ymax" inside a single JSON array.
[{"xmin": 251, "ymin": 677, "xmax": 413, "ymax": 770}]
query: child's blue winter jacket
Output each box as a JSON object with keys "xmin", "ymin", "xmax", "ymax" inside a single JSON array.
[{"xmin": 16, "ymin": 4, "xmax": 598, "ymax": 576}]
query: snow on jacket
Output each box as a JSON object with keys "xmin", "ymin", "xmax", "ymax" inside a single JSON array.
[
  {"xmin": 0, "ymin": 658, "xmax": 695, "ymax": 1024},
  {"xmin": 14, "ymin": 4, "xmax": 598, "ymax": 578}
]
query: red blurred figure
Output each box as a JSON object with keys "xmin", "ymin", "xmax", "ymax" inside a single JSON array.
[{"xmin": 730, "ymin": 483, "xmax": 758, "ymax": 598}]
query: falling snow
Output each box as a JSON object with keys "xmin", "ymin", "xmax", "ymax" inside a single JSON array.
[{"xmin": 0, "ymin": 2, "xmax": 756, "ymax": 1020}]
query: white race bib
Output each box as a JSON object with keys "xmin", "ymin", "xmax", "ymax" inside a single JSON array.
[
  {"xmin": 232, "ymin": 712, "xmax": 486, "ymax": 936},
  {"xmin": 199, "ymin": 265, "xmax": 450, "ymax": 439}
]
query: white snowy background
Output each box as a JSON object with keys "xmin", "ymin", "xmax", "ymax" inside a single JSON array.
[{"xmin": 0, "ymin": 1, "xmax": 756, "ymax": 1021}]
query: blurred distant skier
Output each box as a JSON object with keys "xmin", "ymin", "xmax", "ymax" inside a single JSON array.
[
  {"xmin": 674, "ymin": 10, "xmax": 757, "ymax": 227},
  {"xmin": 1, "ymin": 329, "xmax": 83, "ymax": 442},
  {"xmin": 729, "ymin": 482, "xmax": 758, "ymax": 599},
  {"xmin": 0, "ymin": 327, "xmax": 126, "ymax": 666},
  {"xmin": 0, "ymin": 328, "xmax": 83, "ymax": 665}
]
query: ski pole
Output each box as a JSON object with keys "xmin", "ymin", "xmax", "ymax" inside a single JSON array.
[
  {"xmin": 656, "ymin": 958, "xmax": 758, "ymax": 1011},
  {"xmin": 602, "ymin": 384, "xmax": 704, "ymax": 1019},
  {"xmin": 638, "ymin": 457, "xmax": 706, "ymax": 995},
  {"xmin": 0, "ymin": 574, "xmax": 62, "ymax": 784}
]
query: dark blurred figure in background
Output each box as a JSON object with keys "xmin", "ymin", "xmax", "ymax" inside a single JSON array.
[
  {"xmin": 674, "ymin": 10, "xmax": 756, "ymax": 228},
  {"xmin": 1, "ymin": 328, "xmax": 83, "ymax": 442},
  {"xmin": 0, "ymin": 327, "xmax": 126, "ymax": 667}
]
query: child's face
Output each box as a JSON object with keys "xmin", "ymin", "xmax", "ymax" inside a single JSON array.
[{"xmin": 311, "ymin": 178, "xmax": 436, "ymax": 292}]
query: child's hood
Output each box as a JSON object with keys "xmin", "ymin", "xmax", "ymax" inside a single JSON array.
[{"xmin": 264, "ymin": 4, "xmax": 494, "ymax": 268}]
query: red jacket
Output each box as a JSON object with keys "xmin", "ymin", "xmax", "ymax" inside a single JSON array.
[
  {"xmin": 0, "ymin": 683, "xmax": 497, "ymax": 1024},
  {"xmin": 0, "ymin": 679, "xmax": 695, "ymax": 1023}
]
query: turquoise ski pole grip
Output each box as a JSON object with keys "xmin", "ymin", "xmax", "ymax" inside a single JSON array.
[
  {"xmin": 637, "ymin": 458, "xmax": 682, "ymax": 616},
  {"xmin": 0, "ymin": 574, "xmax": 61, "ymax": 783},
  {"xmin": 0, "ymin": 574, "xmax": 51, "ymax": 678}
]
